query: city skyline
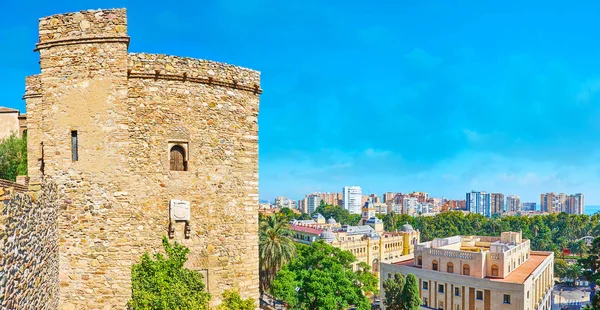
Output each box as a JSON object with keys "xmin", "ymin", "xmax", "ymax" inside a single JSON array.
[{"xmin": 2, "ymin": 1, "xmax": 600, "ymax": 204}]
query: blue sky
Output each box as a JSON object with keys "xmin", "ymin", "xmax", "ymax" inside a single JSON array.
[{"xmin": 2, "ymin": 1, "xmax": 600, "ymax": 204}]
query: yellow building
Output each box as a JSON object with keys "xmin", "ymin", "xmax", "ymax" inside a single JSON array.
[
  {"xmin": 380, "ymin": 231, "xmax": 554, "ymax": 310},
  {"xmin": 290, "ymin": 201, "xmax": 420, "ymax": 276}
]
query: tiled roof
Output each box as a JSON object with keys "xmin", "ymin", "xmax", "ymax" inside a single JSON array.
[
  {"xmin": 0, "ymin": 106, "xmax": 19, "ymax": 113},
  {"xmin": 290, "ymin": 225, "xmax": 323, "ymax": 235},
  {"xmin": 488, "ymin": 252, "xmax": 551, "ymax": 284}
]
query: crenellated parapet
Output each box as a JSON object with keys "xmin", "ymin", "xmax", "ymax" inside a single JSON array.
[
  {"xmin": 128, "ymin": 53, "xmax": 262, "ymax": 94},
  {"xmin": 36, "ymin": 8, "xmax": 128, "ymax": 51}
]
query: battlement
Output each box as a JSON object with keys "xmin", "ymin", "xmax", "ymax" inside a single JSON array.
[
  {"xmin": 128, "ymin": 53, "xmax": 262, "ymax": 93},
  {"xmin": 37, "ymin": 8, "xmax": 128, "ymax": 50}
]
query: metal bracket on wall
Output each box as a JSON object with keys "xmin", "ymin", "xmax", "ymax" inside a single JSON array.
[
  {"xmin": 184, "ymin": 221, "xmax": 191, "ymax": 239},
  {"xmin": 168, "ymin": 221, "xmax": 175, "ymax": 239}
]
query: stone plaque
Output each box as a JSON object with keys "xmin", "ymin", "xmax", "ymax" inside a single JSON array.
[{"xmin": 170, "ymin": 199, "xmax": 191, "ymax": 221}]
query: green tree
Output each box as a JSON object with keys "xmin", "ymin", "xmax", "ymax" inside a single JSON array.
[
  {"xmin": 216, "ymin": 289, "xmax": 255, "ymax": 310},
  {"xmin": 554, "ymin": 259, "xmax": 569, "ymax": 279},
  {"xmin": 259, "ymin": 213, "xmax": 296, "ymax": 294},
  {"xmin": 128, "ymin": 236, "xmax": 210, "ymax": 310},
  {"xmin": 401, "ymin": 274, "xmax": 421, "ymax": 310},
  {"xmin": 0, "ymin": 133, "xmax": 27, "ymax": 181},
  {"xmin": 271, "ymin": 241, "xmax": 377, "ymax": 310},
  {"xmin": 570, "ymin": 239, "xmax": 587, "ymax": 258},
  {"xmin": 382, "ymin": 273, "xmax": 405, "ymax": 310}
]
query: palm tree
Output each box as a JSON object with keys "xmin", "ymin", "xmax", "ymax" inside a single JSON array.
[
  {"xmin": 571, "ymin": 239, "xmax": 587, "ymax": 258},
  {"xmin": 259, "ymin": 213, "xmax": 296, "ymax": 294}
]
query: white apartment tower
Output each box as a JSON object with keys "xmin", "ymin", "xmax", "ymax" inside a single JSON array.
[{"xmin": 343, "ymin": 186, "xmax": 362, "ymax": 214}]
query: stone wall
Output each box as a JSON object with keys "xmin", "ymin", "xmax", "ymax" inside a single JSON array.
[
  {"xmin": 0, "ymin": 182, "xmax": 59, "ymax": 310},
  {"xmin": 26, "ymin": 8, "xmax": 261, "ymax": 309}
]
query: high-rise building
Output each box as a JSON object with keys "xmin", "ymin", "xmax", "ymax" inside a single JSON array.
[
  {"xmin": 297, "ymin": 198, "xmax": 308, "ymax": 214},
  {"xmin": 410, "ymin": 192, "xmax": 429, "ymax": 203},
  {"xmin": 565, "ymin": 193, "xmax": 584, "ymax": 214},
  {"xmin": 466, "ymin": 191, "xmax": 492, "ymax": 217},
  {"xmin": 403, "ymin": 197, "xmax": 419, "ymax": 215},
  {"xmin": 343, "ymin": 186, "xmax": 362, "ymax": 214},
  {"xmin": 383, "ymin": 192, "xmax": 396, "ymax": 203},
  {"xmin": 506, "ymin": 195, "xmax": 521, "ymax": 213},
  {"xmin": 306, "ymin": 195, "xmax": 322, "ymax": 215},
  {"xmin": 490, "ymin": 193, "xmax": 505, "ymax": 215},
  {"xmin": 522, "ymin": 202, "xmax": 537, "ymax": 211},
  {"xmin": 540, "ymin": 193, "xmax": 557, "ymax": 213},
  {"xmin": 369, "ymin": 194, "xmax": 381, "ymax": 204}
]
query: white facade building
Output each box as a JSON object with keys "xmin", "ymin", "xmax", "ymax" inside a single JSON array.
[
  {"xmin": 343, "ymin": 186, "xmax": 362, "ymax": 214},
  {"xmin": 306, "ymin": 195, "xmax": 322, "ymax": 215}
]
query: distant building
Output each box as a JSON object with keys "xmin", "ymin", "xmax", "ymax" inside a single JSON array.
[
  {"xmin": 369, "ymin": 193, "xmax": 381, "ymax": 204},
  {"xmin": 0, "ymin": 107, "xmax": 27, "ymax": 141},
  {"xmin": 506, "ymin": 195, "xmax": 521, "ymax": 213},
  {"xmin": 490, "ymin": 193, "xmax": 505, "ymax": 216},
  {"xmin": 383, "ymin": 192, "xmax": 396, "ymax": 203},
  {"xmin": 565, "ymin": 193, "xmax": 584, "ymax": 214},
  {"xmin": 274, "ymin": 196, "xmax": 295, "ymax": 209},
  {"xmin": 297, "ymin": 197, "xmax": 308, "ymax": 214},
  {"xmin": 466, "ymin": 191, "xmax": 491, "ymax": 217},
  {"xmin": 290, "ymin": 207, "xmax": 420, "ymax": 282},
  {"xmin": 522, "ymin": 202, "xmax": 537, "ymax": 211},
  {"xmin": 403, "ymin": 197, "xmax": 419, "ymax": 215},
  {"xmin": 306, "ymin": 195, "xmax": 322, "ymax": 215},
  {"xmin": 541, "ymin": 192, "xmax": 584, "ymax": 214},
  {"xmin": 381, "ymin": 231, "xmax": 554, "ymax": 310},
  {"xmin": 343, "ymin": 186, "xmax": 362, "ymax": 214}
]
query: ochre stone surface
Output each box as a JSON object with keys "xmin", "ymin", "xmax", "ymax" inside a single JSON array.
[
  {"xmin": 0, "ymin": 182, "xmax": 59, "ymax": 310},
  {"xmin": 21, "ymin": 8, "xmax": 261, "ymax": 310}
]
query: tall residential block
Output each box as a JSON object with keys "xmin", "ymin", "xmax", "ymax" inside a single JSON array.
[
  {"xmin": 506, "ymin": 195, "xmax": 521, "ymax": 213},
  {"xmin": 343, "ymin": 186, "xmax": 362, "ymax": 214},
  {"xmin": 490, "ymin": 193, "xmax": 505, "ymax": 215},
  {"xmin": 306, "ymin": 195, "xmax": 322, "ymax": 214},
  {"xmin": 466, "ymin": 191, "xmax": 491, "ymax": 217},
  {"xmin": 23, "ymin": 8, "xmax": 261, "ymax": 309}
]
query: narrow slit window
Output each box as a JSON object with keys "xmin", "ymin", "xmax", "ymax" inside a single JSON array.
[{"xmin": 71, "ymin": 131, "xmax": 78, "ymax": 161}]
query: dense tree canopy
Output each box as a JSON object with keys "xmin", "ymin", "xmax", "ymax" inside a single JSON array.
[
  {"xmin": 0, "ymin": 133, "xmax": 27, "ymax": 181},
  {"xmin": 128, "ymin": 236, "xmax": 210, "ymax": 310},
  {"xmin": 271, "ymin": 241, "xmax": 378, "ymax": 310},
  {"xmin": 382, "ymin": 273, "xmax": 405, "ymax": 310},
  {"xmin": 580, "ymin": 237, "xmax": 600, "ymax": 310},
  {"xmin": 382, "ymin": 211, "xmax": 600, "ymax": 256},
  {"xmin": 313, "ymin": 203, "xmax": 361, "ymax": 226}
]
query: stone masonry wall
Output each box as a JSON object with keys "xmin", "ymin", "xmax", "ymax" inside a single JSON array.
[
  {"xmin": 0, "ymin": 182, "xmax": 59, "ymax": 310},
  {"xmin": 28, "ymin": 8, "xmax": 261, "ymax": 309},
  {"xmin": 126, "ymin": 53, "xmax": 260, "ymax": 306}
]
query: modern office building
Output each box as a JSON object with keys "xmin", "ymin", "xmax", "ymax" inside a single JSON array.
[
  {"xmin": 490, "ymin": 193, "xmax": 505, "ymax": 216},
  {"xmin": 380, "ymin": 231, "xmax": 554, "ymax": 310},
  {"xmin": 506, "ymin": 195, "xmax": 521, "ymax": 213},
  {"xmin": 466, "ymin": 191, "xmax": 492, "ymax": 217},
  {"xmin": 343, "ymin": 186, "xmax": 363, "ymax": 214}
]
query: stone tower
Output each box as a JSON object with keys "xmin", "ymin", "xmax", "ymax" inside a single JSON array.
[{"xmin": 25, "ymin": 8, "xmax": 261, "ymax": 309}]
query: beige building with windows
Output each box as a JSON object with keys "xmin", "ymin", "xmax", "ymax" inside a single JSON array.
[
  {"xmin": 0, "ymin": 107, "xmax": 26, "ymax": 140},
  {"xmin": 380, "ymin": 231, "xmax": 554, "ymax": 310},
  {"xmin": 290, "ymin": 200, "xmax": 420, "ymax": 277}
]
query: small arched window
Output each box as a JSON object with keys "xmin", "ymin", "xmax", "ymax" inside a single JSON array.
[
  {"xmin": 170, "ymin": 145, "xmax": 187, "ymax": 171},
  {"xmin": 491, "ymin": 265, "xmax": 499, "ymax": 277},
  {"xmin": 447, "ymin": 262, "xmax": 454, "ymax": 273},
  {"xmin": 463, "ymin": 264, "xmax": 470, "ymax": 276},
  {"xmin": 432, "ymin": 260, "xmax": 438, "ymax": 271}
]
